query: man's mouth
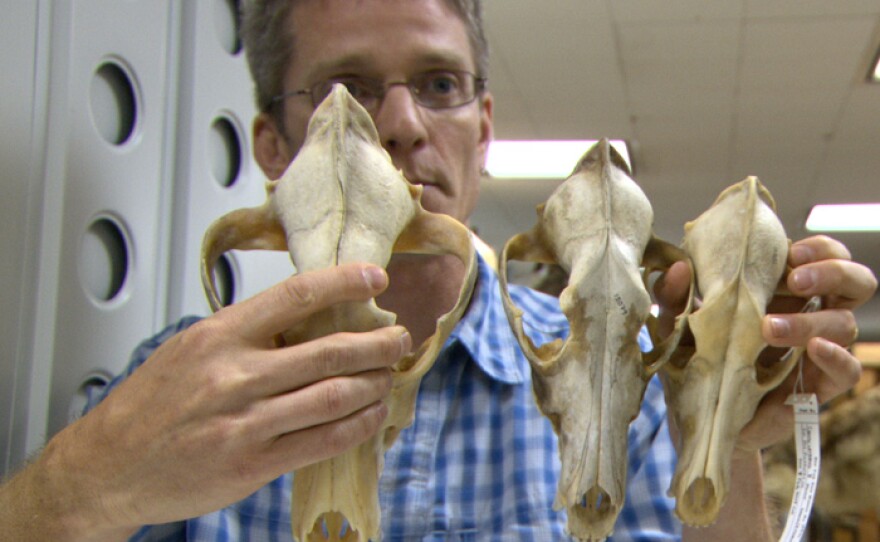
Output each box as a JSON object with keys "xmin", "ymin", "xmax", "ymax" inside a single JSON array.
[
  {"xmin": 415, "ymin": 182, "xmax": 441, "ymax": 195},
  {"xmin": 407, "ymin": 176, "xmax": 432, "ymax": 187},
  {"xmin": 407, "ymin": 177, "xmax": 438, "ymax": 193},
  {"xmin": 401, "ymin": 169, "xmax": 442, "ymax": 198}
]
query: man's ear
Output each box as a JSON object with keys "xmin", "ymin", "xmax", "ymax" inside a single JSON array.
[
  {"xmin": 476, "ymin": 91, "xmax": 494, "ymax": 169},
  {"xmin": 253, "ymin": 113, "xmax": 294, "ymax": 180}
]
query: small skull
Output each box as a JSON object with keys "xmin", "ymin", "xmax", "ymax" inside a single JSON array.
[
  {"xmin": 499, "ymin": 140, "xmax": 691, "ymax": 541},
  {"xmin": 660, "ymin": 177, "xmax": 792, "ymax": 526}
]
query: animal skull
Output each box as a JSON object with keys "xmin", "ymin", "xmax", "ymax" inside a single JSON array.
[
  {"xmin": 201, "ymin": 84, "xmax": 477, "ymax": 542},
  {"xmin": 498, "ymin": 140, "xmax": 692, "ymax": 541},
  {"xmin": 660, "ymin": 177, "xmax": 791, "ymax": 526}
]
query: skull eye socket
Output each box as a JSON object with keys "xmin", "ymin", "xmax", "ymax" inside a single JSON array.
[
  {"xmin": 656, "ymin": 321, "xmax": 694, "ymax": 372},
  {"xmin": 666, "ymin": 349, "xmax": 694, "ymax": 372},
  {"xmin": 754, "ymin": 345, "xmax": 792, "ymax": 386}
]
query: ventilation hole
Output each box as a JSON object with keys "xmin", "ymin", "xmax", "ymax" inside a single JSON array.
[
  {"xmin": 68, "ymin": 372, "xmax": 112, "ymax": 423},
  {"xmin": 213, "ymin": 253, "xmax": 237, "ymax": 306},
  {"xmin": 209, "ymin": 116, "xmax": 243, "ymax": 187},
  {"xmin": 214, "ymin": 0, "xmax": 242, "ymax": 55},
  {"xmin": 79, "ymin": 217, "xmax": 130, "ymax": 302},
  {"xmin": 90, "ymin": 61, "xmax": 138, "ymax": 145}
]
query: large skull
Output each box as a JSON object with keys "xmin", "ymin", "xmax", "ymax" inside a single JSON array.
[
  {"xmin": 499, "ymin": 140, "xmax": 692, "ymax": 541},
  {"xmin": 660, "ymin": 177, "xmax": 792, "ymax": 526},
  {"xmin": 201, "ymin": 84, "xmax": 477, "ymax": 542}
]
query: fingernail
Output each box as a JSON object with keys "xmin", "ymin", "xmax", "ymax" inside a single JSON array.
[
  {"xmin": 770, "ymin": 317, "xmax": 790, "ymax": 338},
  {"xmin": 792, "ymin": 268, "xmax": 817, "ymax": 292},
  {"xmin": 790, "ymin": 244, "xmax": 814, "ymax": 266},
  {"xmin": 363, "ymin": 266, "xmax": 387, "ymax": 290},
  {"xmin": 399, "ymin": 330, "xmax": 412, "ymax": 356}
]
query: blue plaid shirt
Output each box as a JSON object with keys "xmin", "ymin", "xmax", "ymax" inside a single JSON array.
[{"xmin": 85, "ymin": 255, "xmax": 680, "ymax": 541}]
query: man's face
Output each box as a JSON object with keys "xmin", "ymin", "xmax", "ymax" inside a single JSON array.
[{"xmin": 267, "ymin": 0, "xmax": 494, "ymax": 224}]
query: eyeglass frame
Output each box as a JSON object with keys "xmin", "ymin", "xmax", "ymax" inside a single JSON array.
[{"xmin": 269, "ymin": 69, "xmax": 488, "ymax": 113}]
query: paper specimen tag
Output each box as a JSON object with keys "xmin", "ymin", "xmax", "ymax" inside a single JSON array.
[{"xmin": 778, "ymin": 393, "xmax": 820, "ymax": 542}]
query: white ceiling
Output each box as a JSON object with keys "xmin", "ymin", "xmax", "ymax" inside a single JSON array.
[{"xmin": 471, "ymin": 0, "xmax": 880, "ymax": 340}]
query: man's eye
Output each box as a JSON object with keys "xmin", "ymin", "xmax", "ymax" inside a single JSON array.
[
  {"xmin": 326, "ymin": 78, "xmax": 374, "ymax": 100},
  {"xmin": 424, "ymin": 74, "xmax": 459, "ymax": 94},
  {"xmin": 340, "ymin": 80, "xmax": 373, "ymax": 99}
]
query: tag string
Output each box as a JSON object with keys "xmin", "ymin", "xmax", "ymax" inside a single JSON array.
[{"xmin": 784, "ymin": 295, "xmax": 822, "ymax": 397}]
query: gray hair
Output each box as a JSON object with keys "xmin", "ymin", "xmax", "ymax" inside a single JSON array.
[{"xmin": 240, "ymin": 0, "xmax": 489, "ymax": 122}]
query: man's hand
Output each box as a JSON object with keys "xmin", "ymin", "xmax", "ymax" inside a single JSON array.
[
  {"xmin": 1, "ymin": 263, "xmax": 409, "ymax": 541},
  {"xmin": 657, "ymin": 234, "xmax": 876, "ymax": 450},
  {"xmin": 739, "ymin": 235, "xmax": 876, "ymax": 452}
]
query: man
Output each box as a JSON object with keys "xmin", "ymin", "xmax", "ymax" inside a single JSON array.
[{"xmin": 0, "ymin": 0, "xmax": 875, "ymax": 540}]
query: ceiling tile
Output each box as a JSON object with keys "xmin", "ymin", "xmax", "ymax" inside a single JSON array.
[
  {"xmin": 610, "ymin": 0, "xmax": 744, "ymax": 23},
  {"xmin": 617, "ymin": 21, "xmax": 739, "ymax": 114}
]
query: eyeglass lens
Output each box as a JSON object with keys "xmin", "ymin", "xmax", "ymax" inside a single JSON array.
[{"xmin": 313, "ymin": 71, "xmax": 479, "ymax": 110}]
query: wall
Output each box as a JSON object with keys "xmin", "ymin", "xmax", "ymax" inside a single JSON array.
[
  {"xmin": 0, "ymin": 1, "xmax": 49, "ymax": 475},
  {"xmin": 1, "ymin": 0, "xmax": 291, "ymax": 478}
]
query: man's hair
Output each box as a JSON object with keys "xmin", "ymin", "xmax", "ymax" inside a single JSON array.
[{"xmin": 240, "ymin": 0, "xmax": 489, "ymax": 122}]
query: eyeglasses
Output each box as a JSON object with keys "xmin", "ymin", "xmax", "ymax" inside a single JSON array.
[{"xmin": 271, "ymin": 70, "xmax": 487, "ymax": 113}]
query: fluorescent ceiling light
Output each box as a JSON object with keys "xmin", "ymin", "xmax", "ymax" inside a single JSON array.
[
  {"xmin": 486, "ymin": 140, "xmax": 631, "ymax": 179},
  {"xmin": 805, "ymin": 203, "xmax": 880, "ymax": 232}
]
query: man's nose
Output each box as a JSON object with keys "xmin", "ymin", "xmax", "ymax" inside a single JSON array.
[{"xmin": 372, "ymin": 84, "xmax": 428, "ymax": 155}]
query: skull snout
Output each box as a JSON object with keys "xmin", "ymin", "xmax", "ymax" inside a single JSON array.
[
  {"xmin": 679, "ymin": 477, "xmax": 720, "ymax": 524},
  {"xmin": 565, "ymin": 486, "xmax": 620, "ymax": 542}
]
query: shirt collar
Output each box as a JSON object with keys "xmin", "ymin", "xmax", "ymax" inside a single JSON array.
[
  {"xmin": 445, "ymin": 251, "xmax": 653, "ymax": 386},
  {"xmin": 449, "ymin": 252, "xmax": 567, "ymax": 385}
]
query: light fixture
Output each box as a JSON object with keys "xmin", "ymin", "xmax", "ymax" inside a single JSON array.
[
  {"xmin": 805, "ymin": 203, "xmax": 880, "ymax": 232},
  {"xmin": 485, "ymin": 140, "xmax": 631, "ymax": 179}
]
